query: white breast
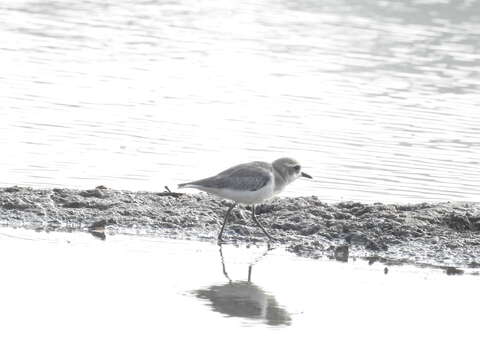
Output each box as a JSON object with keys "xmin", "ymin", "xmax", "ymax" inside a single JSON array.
[{"xmin": 205, "ymin": 179, "xmax": 275, "ymax": 204}]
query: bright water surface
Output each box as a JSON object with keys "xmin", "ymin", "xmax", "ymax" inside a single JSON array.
[
  {"xmin": 1, "ymin": 0, "xmax": 480, "ymax": 202},
  {"xmin": 1, "ymin": 3, "xmax": 478, "ymax": 356},
  {"xmin": 0, "ymin": 228, "xmax": 478, "ymax": 360}
]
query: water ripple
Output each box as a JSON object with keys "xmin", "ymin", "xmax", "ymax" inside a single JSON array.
[{"xmin": 0, "ymin": 0, "xmax": 479, "ymax": 202}]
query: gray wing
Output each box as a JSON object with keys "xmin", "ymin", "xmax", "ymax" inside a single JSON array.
[{"xmin": 187, "ymin": 161, "xmax": 273, "ymax": 191}]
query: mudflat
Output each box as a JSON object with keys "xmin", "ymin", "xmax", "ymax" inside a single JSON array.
[{"xmin": 1, "ymin": 186, "xmax": 479, "ymax": 272}]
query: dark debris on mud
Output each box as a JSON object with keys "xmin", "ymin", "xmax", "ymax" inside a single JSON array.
[{"xmin": 1, "ymin": 185, "xmax": 479, "ymax": 272}]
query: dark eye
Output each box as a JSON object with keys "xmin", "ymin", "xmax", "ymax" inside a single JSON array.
[{"xmin": 293, "ymin": 165, "xmax": 301, "ymax": 172}]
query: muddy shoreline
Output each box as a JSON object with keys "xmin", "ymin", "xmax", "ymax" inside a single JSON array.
[{"xmin": 1, "ymin": 186, "xmax": 479, "ymax": 273}]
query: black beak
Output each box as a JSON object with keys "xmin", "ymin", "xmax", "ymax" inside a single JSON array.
[{"xmin": 301, "ymin": 172, "xmax": 312, "ymax": 179}]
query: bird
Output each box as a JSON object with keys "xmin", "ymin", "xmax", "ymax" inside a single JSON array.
[{"xmin": 178, "ymin": 157, "xmax": 312, "ymax": 243}]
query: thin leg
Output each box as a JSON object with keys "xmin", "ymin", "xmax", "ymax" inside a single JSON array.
[
  {"xmin": 218, "ymin": 203, "xmax": 236, "ymax": 242},
  {"xmin": 251, "ymin": 204, "xmax": 275, "ymax": 242},
  {"xmin": 218, "ymin": 242, "xmax": 232, "ymax": 283}
]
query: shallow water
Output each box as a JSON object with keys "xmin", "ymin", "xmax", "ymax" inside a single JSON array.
[
  {"xmin": 1, "ymin": 0, "xmax": 480, "ymax": 202},
  {"xmin": 0, "ymin": 227, "xmax": 478, "ymax": 359}
]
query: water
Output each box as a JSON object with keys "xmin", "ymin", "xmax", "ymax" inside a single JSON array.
[
  {"xmin": 1, "ymin": 0, "xmax": 480, "ymax": 202},
  {"xmin": 2, "ymin": 3, "xmax": 478, "ymax": 354},
  {"xmin": 0, "ymin": 227, "xmax": 477, "ymax": 359}
]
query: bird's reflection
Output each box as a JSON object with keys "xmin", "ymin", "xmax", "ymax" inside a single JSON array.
[{"xmin": 194, "ymin": 243, "xmax": 291, "ymax": 326}]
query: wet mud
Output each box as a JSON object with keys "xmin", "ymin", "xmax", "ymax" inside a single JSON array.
[{"xmin": 1, "ymin": 186, "xmax": 479, "ymax": 272}]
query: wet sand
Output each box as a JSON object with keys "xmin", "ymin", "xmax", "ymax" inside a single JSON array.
[{"xmin": 1, "ymin": 186, "xmax": 479, "ymax": 272}]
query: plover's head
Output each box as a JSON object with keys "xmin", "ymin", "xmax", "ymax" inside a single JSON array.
[{"xmin": 272, "ymin": 157, "xmax": 312, "ymax": 185}]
